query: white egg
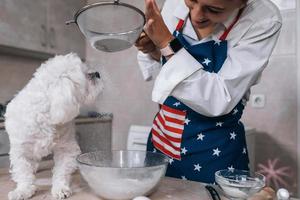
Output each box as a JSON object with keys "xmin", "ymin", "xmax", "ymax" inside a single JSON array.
[
  {"xmin": 277, "ymin": 188, "xmax": 290, "ymax": 200},
  {"xmin": 132, "ymin": 196, "xmax": 151, "ymax": 200}
]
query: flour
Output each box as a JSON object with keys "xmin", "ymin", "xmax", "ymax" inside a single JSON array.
[
  {"xmin": 92, "ymin": 178, "xmax": 157, "ymax": 199},
  {"xmin": 219, "ymin": 178, "xmax": 264, "ymax": 199},
  {"xmin": 80, "ymin": 165, "xmax": 166, "ymax": 200},
  {"xmin": 221, "ymin": 185, "xmax": 249, "ymax": 199}
]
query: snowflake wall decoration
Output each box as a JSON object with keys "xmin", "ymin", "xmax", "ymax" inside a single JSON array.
[{"xmin": 257, "ymin": 158, "xmax": 292, "ymax": 189}]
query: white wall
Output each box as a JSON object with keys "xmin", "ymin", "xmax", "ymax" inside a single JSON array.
[
  {"xmin": 86, "ymin": 0, "xmax": 165, "ymax": 150},
  {"xmin": 243, "ymin": 1, "xmax": 298, "ymax": 195},
  {"xmin": 0, "ymin": 54, "xmax": 42, "ymax": 103},
  {"xmin": 297, "ymin": 0, "xmax": 300, "ymax": 196}
]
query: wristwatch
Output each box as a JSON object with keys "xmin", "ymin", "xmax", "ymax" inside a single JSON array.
[{"xmin": 160, "ymin": 37, "xmax": 183, "ymax": 57}]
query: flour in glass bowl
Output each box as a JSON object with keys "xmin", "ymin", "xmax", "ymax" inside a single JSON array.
[
  {"xmin": 219, "ymin": 178, "xmax": 264, "ymax": 199},
  {"xmin": 81, "ymin": 166, "xmax": 166, "ymax": 200}
]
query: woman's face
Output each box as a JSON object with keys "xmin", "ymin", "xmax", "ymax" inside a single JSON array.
[{"xmin": 184, "ymin": 0, "xmax": 246, "ymax": 29}]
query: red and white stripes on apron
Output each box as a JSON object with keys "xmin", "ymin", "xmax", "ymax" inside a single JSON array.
[{"xmin": 151, "ymin": 105, "xmax": 186, "ymax": 160}]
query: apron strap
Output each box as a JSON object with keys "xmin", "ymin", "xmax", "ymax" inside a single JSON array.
[
  {"xmin": 176, "ymin": 19, "xmax": 185, "ymax": 31},
  {"xmin": 219, "ymin": 8, "xmax": 244, "ymax": 41},
  {"xmin": 174, "ymin": 8, "xmax": 244, "ymax": 40}
]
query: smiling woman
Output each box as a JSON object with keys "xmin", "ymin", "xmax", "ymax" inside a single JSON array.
[
  {"xmin": 184, "ymin": 0, "xmax": 247, "ymax": 33},
  {"xmin": 135, "ymin": 0, "xmax": 282, "ymax": 186}
]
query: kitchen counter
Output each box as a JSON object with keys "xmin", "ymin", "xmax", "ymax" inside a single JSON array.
[
  {"xmin": 0, "ymin": 161, "xmax": 222, "ymax": 200},
  {"xmin": 1, "ymin": 161, "xmax": 299, "ymax": 200}
]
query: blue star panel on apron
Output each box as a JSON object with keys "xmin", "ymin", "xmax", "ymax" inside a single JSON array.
[{"xmin": 147, "ymin": 9, "xmax": 249, "ymax": 184}]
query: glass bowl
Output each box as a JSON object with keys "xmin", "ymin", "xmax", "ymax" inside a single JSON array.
[
  {"xmin": 77, "ymin": 150, "xmax": 169, "ymax": 200},
  {"xmin": 215, "ymin": 169, "xmax": 265, "ymax": 200}
]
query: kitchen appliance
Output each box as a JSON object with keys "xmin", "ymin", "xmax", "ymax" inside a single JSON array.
[
  {"xmin": 66, "ymin": 0, "xmax": 145, "ymax": 52},
  {"xmin": 77, "ymin": 150, "xmax": 169, "ymax": 200},
  {"xmin": 215, "ymin": 169, "xmax": 265, "ymax": 199}
]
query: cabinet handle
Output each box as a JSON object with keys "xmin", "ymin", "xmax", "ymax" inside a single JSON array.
[
  {"xmin": 40, "ymin": 24, "xmax": 47, "ymax": 47},
  {"xmin": 49, "ymin": 27, "xmax": 56, "ymax": 49},
  {"xmin": 133, "ymin": 142, "xmax": 147, "ymax": 145}
]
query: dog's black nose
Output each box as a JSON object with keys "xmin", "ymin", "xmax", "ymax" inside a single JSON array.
[
  {"xmin": 94, "ymin": 72, "xmax": 100, "ymax": 79},
  {"xmin": 88, "ymin": 72, "xmax": 101, "ymax": 79}
]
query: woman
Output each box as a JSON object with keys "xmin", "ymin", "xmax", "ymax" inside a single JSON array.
[{"xmin": 136, "ymin": 0, "xmax": 282, "ymax": 184}]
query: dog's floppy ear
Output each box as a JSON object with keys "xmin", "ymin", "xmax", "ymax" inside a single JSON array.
[{"xmin": 49, "ymin": 77, "xmax": 80, "ymax": 125}]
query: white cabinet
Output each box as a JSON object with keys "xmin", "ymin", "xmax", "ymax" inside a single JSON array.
[
  {"xmin": 75, "ymin": 113, "xmax": 113, "ymax": 153},
  {"xmin": 0, "ymin": 0, "xmax": 47, "ymax": 53},
  {"xmin": 0, "ymin": 128, "xmax": 9, "ymax": 155},
  {"xmin": 0, "ymin": 0, "xmax": 86, "ymax": 59},
  {"xmin": 0, "ymin": 128, "xmax": 9, "ymax": 168},
  {"xmin": 46, "ymin": 0, "xmax": 86, "ymax": 58}
]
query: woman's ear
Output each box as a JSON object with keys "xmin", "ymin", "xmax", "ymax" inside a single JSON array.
[{"xmin": 49, "ymin": 77, "xmax": 80, "ymax": 125}]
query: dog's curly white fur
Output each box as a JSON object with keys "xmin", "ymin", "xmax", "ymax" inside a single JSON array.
[{"xmin": 5, "ymin": 53, "xmax": 103, "ymax": 200}]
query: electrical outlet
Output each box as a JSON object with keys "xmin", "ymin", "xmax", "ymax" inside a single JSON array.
[{"xmin": 251, "ymin": 94, "xmax": 265, "ymax": 108}]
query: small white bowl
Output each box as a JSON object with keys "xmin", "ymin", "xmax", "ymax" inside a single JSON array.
[{"xmin": 215, "ymin": 169, "xmax": 265, "ymax": 199}]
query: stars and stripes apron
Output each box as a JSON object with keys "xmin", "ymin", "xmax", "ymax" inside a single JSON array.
[{"xmin": 147, "ymin": 9, "xmax": 249, "ymax": 184}]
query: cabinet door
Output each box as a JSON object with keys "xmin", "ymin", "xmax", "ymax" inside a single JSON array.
[
  {"xmin": 47, "ymin": 0, "xmax": 86, "ymax": 58},
  {"xmin": 0, "ymin": 129, "xmax": 9, "ymax": 155},
  {"xmin": 0, "ymin": 0, "xmax": 47, "ymax": 52}
]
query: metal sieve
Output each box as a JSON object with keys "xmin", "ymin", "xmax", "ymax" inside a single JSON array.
[{"xmin": 66, "ymin": 0, "xmax": 145, "ymax": 52}]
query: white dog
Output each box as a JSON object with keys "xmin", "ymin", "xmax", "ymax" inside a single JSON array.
[{"xmin": 5, "ymin": 53, "xmax": 103, "ymax": 200}]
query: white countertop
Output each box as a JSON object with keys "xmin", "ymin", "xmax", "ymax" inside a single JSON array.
[
  {"xmin": 0, "ymin": 161, "xmax": 223, "ymax": 200},
  {"xmin": 1, "ymin": 161, "xmax": 299, "ymax": 200}
]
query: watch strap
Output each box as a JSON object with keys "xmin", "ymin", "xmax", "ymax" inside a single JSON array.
[
  {"xmin": 160, "ymin": 45, "xmax": 174, "ymax": 57},
  {"xmin": 169, "ymin": 37, "xmax": 183, "ymax": 53}
]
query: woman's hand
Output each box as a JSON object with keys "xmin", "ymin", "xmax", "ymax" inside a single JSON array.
[
  {"xmin": 135, "ymin": 31, "xmax": 161, "ymax": 61},
  {"xmin": 135, "ymin": 31, "xmax": 157, "ymax": 53},
  {"xmin": 144, "ymin": 0, "xmax": 174, "ymax": 49},
  {"xmin": 248, "ymin": 187, "xmax": 276, "ymax": 200}
]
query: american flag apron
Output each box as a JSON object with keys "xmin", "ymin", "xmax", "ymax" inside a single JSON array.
[{"xmin": 147, "ymin": 9, "xmax": 249, "ymax": 184}]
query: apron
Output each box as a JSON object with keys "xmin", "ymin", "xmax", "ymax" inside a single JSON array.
[{"xmin": 146, "ymin": 9, "xmax": 249, "ymax": 184}]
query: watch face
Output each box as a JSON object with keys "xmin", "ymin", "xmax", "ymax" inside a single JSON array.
[{"xmin": 170, "ymin": 38, "xmax": 183, "ymax": 53}]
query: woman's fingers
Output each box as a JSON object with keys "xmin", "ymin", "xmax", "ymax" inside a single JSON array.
[
  {"xmin": 136, "ymin": 33, "xmax": 152, "ymax": 46},
  {"xmin": 145, "ymin": 0, "xmax": 153, "ymax": 19},
  {"xmin": 144, "ymin": 18, "xmax": 155, "ymax": 36},
  {"xmin": 145, "ymin": 0, "xmax": 160, "ymax": 19},
  {"xmin": 248, "ymin": 187, "xmax": 276, "ymax": 200},
  {"xmin": 262, "ymin": 187, "xmax": 276, "ymax": 199},
  {"xmin": 152, "ymin": 0, "xmax": 160, "ymax": 13},
  {"xmin": 143, "ymin": 0, "xmax": 172, "ymax": 48},
  {"xmin": 135, "ymin": 32, "xmax": 148, "ymax": 44},
  {"xmin": 136, "ymin": 40, "xmax": 156, "ymax": 53},
  {"xmin": 135, "ymin": 32, "xmax": 157, "ymax": 53}
]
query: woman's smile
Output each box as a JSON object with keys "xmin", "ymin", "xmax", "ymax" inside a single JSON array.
[{"xmin": 194, "ymin": 19, "xmax": 212, "ymax": 28}]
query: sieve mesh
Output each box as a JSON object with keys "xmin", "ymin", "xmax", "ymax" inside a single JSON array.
[{"xmin": 70, "ymin": 1, "xmax": 145, "ymax": 52}]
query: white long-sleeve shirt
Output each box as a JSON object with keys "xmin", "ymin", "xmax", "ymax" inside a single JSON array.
[{"xmin": 137, "ymin": 0, "xmax": 282, "ymax": 117}]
